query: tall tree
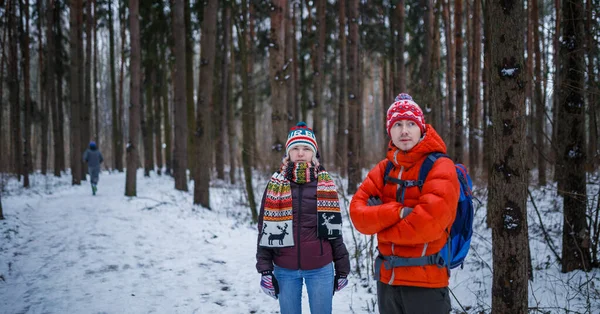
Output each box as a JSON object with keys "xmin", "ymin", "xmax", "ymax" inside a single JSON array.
[
  {"xmin": 218, "ymin": 1, "xmax": 231, "ymax": 181},
  {"xmin": 38, "ymin": 0, "xmax": 48, "ymax": 176},
  {"xmin": 108, "ymin": 0, "xmax": 121, "ymax": 171},
  {"xmin": 0, "ymin": 8, "xmax": 7, "ymax": 173},
  {"xmin": 335, "ymin": 0, "xmax": 347, "ymax": 175},
  {"xmin": 46, "ymin": 0, "xmax": 60, "ymax": 177},
  {"xmin": 226, "ymin": 9, "xmax": 236, "ymax": 185},
  {"xmin": 453, "ymin": 0, "xmax": 464, "ymax": 163},
  {"xmin": 311, "ymin": 0, "xmax": 326, "ymax": 156},
  {"xmin": 70, "ymin": 0, "xmax": 83, "ymax": 185},
  {"xmin": 117, "ymin": 0, "xmax": 127, "ymax": 172},
  {"xmin": 184, "ymin": 0, "xmax": 196, "ymax": 179},
  {"xmin": 269, "ymin": 0, "xmax": 287, "ymax": 171},
  {"xmin": 83, "ymin": 0, "xmax": 92, "ymax": 161},
  {"xmin": 393, "ymin": 0, "xmax": 406, "ymax": 94},
  {"xmin": 93, "ymin": 0, "xmax": 99, "ymax": 146},
  {"xmin": 54, "ymin": 1, "xmax": 66, "ymax": 173},
  {"xmin": 193, "ymin": 0, "xmax": 217, "ymax": 208},
  {"xmin": 125, "ymin": 0, "xmax": 141, "ymax": 196},
  {"xmin": 585, "ymin": 0, "xmax": 598, "ymax": 171},
  {"xmin": 235, "ymin": 0, "xmax": 257, "ymax": 221},
  {"xmin": 21, "ymin": 0, "xmax": 32, "ymax": 187},
  {"xmin": 532, "ymin": 0, "xmax": 547, "ymax": 186},
  {"xmin": 557, "ymin": 0, "xmax": 590, "ymax": 273},
  {"xmin": 162, "ymin": 55, "xmax": 172, "ymax": 176},
  {"xmin": 172, "ymin": 0, "xmax": 188, "ymax": 191},
  {"xmin": 346, "ymin": 0, "xmax": 360, "ymax": 194},
  {"xmin": 8, "ymin": 0, "xmax": 22, "ymax": 178},
  {"xmin": 441, "ymin": 0, "xmax": 455, "ymax": 158},
  {"xmin": 487, "ymin": 1, "xmax": 529, "ymax": 312},
  {"xmin": 468, "ymin": 0, "xmax": 481, "ymax": 170}
]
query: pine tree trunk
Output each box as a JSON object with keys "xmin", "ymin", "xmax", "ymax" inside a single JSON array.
[
  {"xmin": 468, "ymin": 0, "xmax": 481, "ymax": 171},
  {"xmin": 312, "ymin": 0, "xmax": 326, "ymax": 158},
  {"xmin": 0, "ymin": 14, "xmax": 7, "ymax": 173},
  {"xmin": 193, "ymin": 0, "xmax": 218, "ymax": 208},
  {"xmin": 153, "ymin": 62, "xmax": 162, "ymax": 176},
  {"xmin": 227, "ymin": 13, "xmax": 236, "ymax": 185},
  {"xmin": 125, "ymin": 0, "xmax": 141, "ymax": 196},
  {"xmin": 70, "ymin": 0, "xmax": 83, "ymax": 185},
  {"xmin": 558, "ymin": 0, "xmax": 590, "ymax": 273},
  {"xmin": 218, "ymin": 4, "xmax": 231, "ymax": 181},
  {"xmin": 8, "ymin": 0, "xmax": 22, "ymax": 178},
  {"xmin": 586, "ymin": 0, "xmax": 598, "ymax": 171},
  {"xmin": 143, "ymin": 66, "xmax": 154, "ymax": 177},
  {"xmin": 80, "ymin": 0, "xmax": 91, "ymax": 181},
  {"xmin": 487, "ymin": 1, "xmax": 529, "ymax": 312},
  {"xmin": 441, "ymin": 0, "xmax": 455, "ymax": 158},
  {"xmin": 93, "ymin": 0, "xmax": 99, "ymax": 147},
  {"xmin": 394, "ymin": 0, "xmax": 406, "ymax": 93},
  {"xmin": 268, "ymin": 0, "xmax": 287, "ymax": 172},
  {"xmin": 238, "ymin": 0, "xmax": 257, "ymax": 221},
  {"xmin": 419, "ymin": 0, "xmax": 433, "ymax": 124},
  {"xmin": 117, "ymin": 1, "xmax": 127, "ymax": 172},
  {"xmin": 347, "ymin": 0, "xmax": 360, "ymax": 195},
  {"xmin": 21, "ymin": 0, "xmax": 32, "ymax": 187},
  {"xmin": 38, "ymin": 0, "xmax": 48, "ymax": 176},
  {"xmin": 162, "ymin": 61, "xmax": 172, "ymax": 176},
  {"xmin": 172, "ymin": 0, "xmax": 188, "ymax": 191},
  {"xmin": 335, "ymin": 0, "xmax": 347, "ymax": 176},
  {"xmin": 185, "ymin": 0, "xmax": 196, "ymax": 180},
  {"xmin": 55, "ymin": 4, "xmax": 66, "ymax": 173},
  {"xmin": 533, "ymin": 0, "xmax": 547, "ymax": 186},
  {"xmin": 285, "ymin": 2, "xmax": 296, "ymax": 129},
  {"xmin": 108, "ymin": 0, "xmax": 120, "ymax": 171},
  {"xmin": 454, "ymin": 0, "xmax": 464, "ymax": 163}
]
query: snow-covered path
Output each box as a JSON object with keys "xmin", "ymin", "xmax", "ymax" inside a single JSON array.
[{"xmin": 0, "ymin": 172, "xmax": 372, "ymax": 314}]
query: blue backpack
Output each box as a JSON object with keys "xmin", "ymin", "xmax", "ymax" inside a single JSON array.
[{"xmin": 376, "ymin": 152, "xmax": 474, "ymax": 276}]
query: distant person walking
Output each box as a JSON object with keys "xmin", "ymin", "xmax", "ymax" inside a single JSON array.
[{"xmin": 83, "ymin": 141, "xmax": 104, "ymax": 195}]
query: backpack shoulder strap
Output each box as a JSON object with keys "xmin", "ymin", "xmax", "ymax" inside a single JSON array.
[
  {"xmin": 418, "ymin": 152, "xmax": 450, "ymax": 190},
  {"xmin": 383, "ymin": 161, "xmax": 395, "ymax": 186}
]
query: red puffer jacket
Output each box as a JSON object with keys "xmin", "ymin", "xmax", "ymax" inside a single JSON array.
[{"xmin": 350, "ymin": 124, "xmax": 459, "ymax": 288}]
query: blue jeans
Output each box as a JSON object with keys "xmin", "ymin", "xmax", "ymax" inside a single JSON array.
[{"xmin": 273, "ymin": 263, "xmax": 334, "ymax": 314}]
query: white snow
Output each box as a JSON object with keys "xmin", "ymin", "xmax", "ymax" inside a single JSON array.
[{"xmin": 1, "ymin": 170, "xmax": 599, "ymax": 313}]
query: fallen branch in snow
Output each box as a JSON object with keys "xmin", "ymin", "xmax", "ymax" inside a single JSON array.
[
  {"xmin": 528, "ymin": 189, "xmax": 562, "ymax": 264},
  {"xmin": 139, "ymin": 202, "xmax": 170, "ymax": 211}
]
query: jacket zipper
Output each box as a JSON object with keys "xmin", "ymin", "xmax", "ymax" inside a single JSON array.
[{"xmin": 297, "ymin": 184, "xmax": 303, "ymax": 269}]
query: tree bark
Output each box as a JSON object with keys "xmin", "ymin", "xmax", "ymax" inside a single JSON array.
[
  {"xmin": 108, "ymin": 0, "xmax": 120, "ymax": 171},
  {"xmin": 533, "ymin": 0, "xmax": 546, "ymax": 186},
  {"xmin": 172, "ymin": 0, "xmax": 188, "ymax": 191},
  {"xmin": 55, "ymin": 3, "xmax": 66, "ymax": 173},
  {"xmin": 21, "ymin": 0, "xmax": 32, "ymax": 187},
  {"xmin": 70, "ymin": 0, "xmax": 83, "ymax": 185},
  {"xmin": 193, "ymin": 0, "xmax": 218, "ymax": 208},
  {"xmin": 394, "ymin": 0, "xmax": 406, "ymax": 94},
  {"xmin": 185, "ymin": 0, "xmax": 196, "ymax": 180},
  {"xmin": 442, "ymin": 0, "xmax": 455, "ymax": 158},
  {"xmin": 8, "ymin": 0, "xmax": 22, "ymax": 178},
  {"xmin": 312, "ymin": 0, "xmax": 326, "ymax": 158},
  {"xmin": 487, "ymin": 1, "xmax": 529, "ymax": 312},
  {"xmin": 268, "ymin": 0, "xmax": 287, "ymax": 172},
  {"xmin": 585, "ymin": 0, "xmax": 598, "ymax": 171},
  {"xmin": 125, "ymin": 0, "xmax": 141, "ymax": 196},
  {"xmin": 347, "ymin": 0, "xmax": 360, "ymax": 195},
  {"xmin": 335, "ymin": 0, "xmax": 347, "ymax": 175},
  {"xmin": 237, "ymin": 0, "xmax": 257, "ymax": 221},
  {"xmin": 468, "ymin": 0, "xmax": 481, "ymax": 171},
  {"xmin": 218, "ymin": 3, "xmax": 231, "ymax": 182},
  {"xmin": 558, "ymin": 0, "xmax": 590, "ymax": 273},
  {"xmin": 83, "ymin": 0, "xmax": 92, "ymax": 166},
  {"xmin": 454, "ymin": 0, "xmax": 464, "ymax": 163},
  {"xmin": 93, "ymin": 0, "xmax": 99, "ymax": 147},
  {"xmin": 117, "ymin": 1, "xmax": 127, "ymax": 172}
]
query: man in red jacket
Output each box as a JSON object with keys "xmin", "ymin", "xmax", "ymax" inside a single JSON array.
[{"xmin": 350, "ymin": 93, "xmax": 459, "ymax": 313}]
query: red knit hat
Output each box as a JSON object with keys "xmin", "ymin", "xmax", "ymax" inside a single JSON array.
[{"xmin": 386, "ymin": 93, "xmax": 426, "ymax": 136}]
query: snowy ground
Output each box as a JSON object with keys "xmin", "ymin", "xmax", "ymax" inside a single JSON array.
[{"xmin": 1, "ymin": 170, "xmax": 599, "ymax": 313}]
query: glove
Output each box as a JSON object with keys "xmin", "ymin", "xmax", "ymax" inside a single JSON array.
[
  {"xmin": 367, "ymin": 196, "xmax": 382, "ymax": 206},
  {"xmin": 333, "ymin": 275, "xmax": 348, "ymax": 294},
  {"xmin": 260, "ymin": 270, "xmax": 279, "ymax": 299}
]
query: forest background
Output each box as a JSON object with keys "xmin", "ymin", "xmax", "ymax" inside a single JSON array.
[{"xmin": 0, "ymin": 0, "xmax": 599, "ymax": 312}]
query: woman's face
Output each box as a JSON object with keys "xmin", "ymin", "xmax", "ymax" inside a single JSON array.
[
  {"xmin": 288, "ymin": 145, "xmax": 314, "ymax": 163},
  {"xmin": 390, "ymin": 120, "xmax": 422, "ymax": 151}
]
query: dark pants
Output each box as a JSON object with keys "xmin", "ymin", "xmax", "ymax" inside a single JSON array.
[{"xmin": 377, "ymin": 281, "xmax": 451, "ymax": 314}]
